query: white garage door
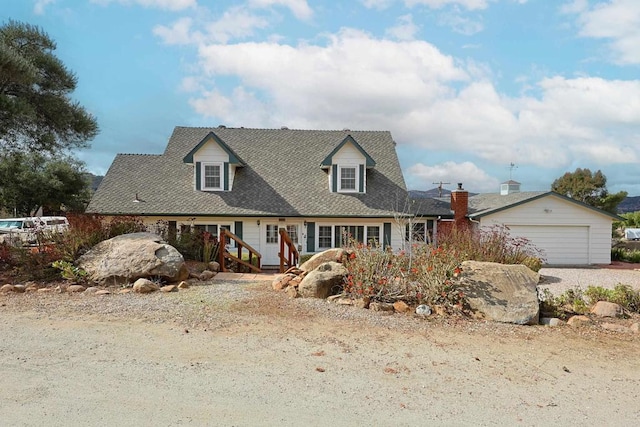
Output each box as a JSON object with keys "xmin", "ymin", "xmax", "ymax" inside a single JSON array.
[{"xmin": 506, "ymin": 225, "xmax": 589, "ymax": 265}]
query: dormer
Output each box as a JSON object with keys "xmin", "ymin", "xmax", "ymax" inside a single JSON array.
[
  {"xmin": 183, "ymin": 132, "xmax": 245, "ymax": 192},
  {"xmin": 321, "ymin": 135, "xmax": 376, "ymax": 194},
  {"xmin": 500, "ymin": 180, "xmax": 521, "ymax": 195}
]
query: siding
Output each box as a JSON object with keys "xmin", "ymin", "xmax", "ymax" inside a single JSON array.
[{"xmin": 478, "ymin": 195, "xmax": 613, "ymax": 265}]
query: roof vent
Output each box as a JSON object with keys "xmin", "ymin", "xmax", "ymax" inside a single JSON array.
[
  {"xmin": 281, "ymin": 126, "xmax": 289, "ymax": 130},
  {"xmin": 343, "ymin": 128, "xmax": 350, "ymax": 131},
  {"xmin": 218, "ymin": 125, "xmax": 226, "ymax": 129}
]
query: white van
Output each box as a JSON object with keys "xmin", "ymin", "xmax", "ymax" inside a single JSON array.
[{"xmin": 0, "ymin": 216, "xmax": 69, "ymax": 245}]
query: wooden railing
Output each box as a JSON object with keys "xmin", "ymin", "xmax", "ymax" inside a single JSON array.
[
  {"xmin": 279, "ymin": 228, "xmax": 299, "ymax": 273},
  {"xmin": 218, "ymin": 228, "xmax": 262, "ymax": 273}
]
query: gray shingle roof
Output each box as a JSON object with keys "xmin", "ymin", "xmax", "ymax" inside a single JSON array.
[{"xmin": 87, "ymin": 127, "xmax": 408, "ymax": 217}]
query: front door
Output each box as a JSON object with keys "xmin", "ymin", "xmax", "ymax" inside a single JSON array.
[{"xmin": 261, "ymin": 222, "xmax": 301, "ymax": 266}]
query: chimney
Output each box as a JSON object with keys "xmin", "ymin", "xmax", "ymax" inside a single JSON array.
[{"xmin": 451, "ymin": 182, "xmax": 469, "ymax": 225}]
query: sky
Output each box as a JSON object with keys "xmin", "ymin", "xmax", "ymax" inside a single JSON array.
[{"xmin": 3, "ymin": 0, "xmax": 640, "ymax": 195}]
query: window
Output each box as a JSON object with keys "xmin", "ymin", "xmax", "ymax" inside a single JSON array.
[
  {"xmin": 406, "ymin": 220, "xmax": 435, "ymax": 243},
  {"xmin": 339, "ymin": 166, "xmax": 356, "ymax": 191},
  {"xmin": 366, "ymin": 226, "xmax": 380, "ymax": 244},
  {"xmin": 266, "ymin": 224, "xmax": 278, "ymax": 244},
  {"xmin": 337, "ymin": 225, "xmax": 364, "ymax": 246},
  {"xmin": 318, "ymin": 226, "xmax": 332, "ymax": 249},
  {"xmin": 203, "ymin": 163, "xmax": 222, "ymax": 190},
  {"xmin": 286, "ymin": 225, "xmax": 298, "ymax": 244}
]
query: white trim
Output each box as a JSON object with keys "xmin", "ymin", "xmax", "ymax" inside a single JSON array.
[
  {"xmin": 338, "ymin": 164, "xmax": 359, "ymax": 193},
  {"xmin": 202, "ymin": 162, "xmax": 223, "ymax": 191}
]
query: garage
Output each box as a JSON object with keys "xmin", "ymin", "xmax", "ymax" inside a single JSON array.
[{"xmin": 506, "ymin": 225, "xmax": 590, "ymax": 265}]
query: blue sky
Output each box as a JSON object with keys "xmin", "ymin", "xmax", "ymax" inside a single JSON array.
[{"xmin": 3, "ymin": 0, "xmax": 640, "ymax": 195}]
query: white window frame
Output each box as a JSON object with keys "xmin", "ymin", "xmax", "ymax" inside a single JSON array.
[
  {"xmin": 317, "ymin": 225, "xmax": 333, "ymax": 250},
  {"xmin": 202, "ymin": 162, "xmax": 223, "ymax": 191},
  {"xmin": 338, "ymin": 165, "xmax": 358, "ymax": 192}
]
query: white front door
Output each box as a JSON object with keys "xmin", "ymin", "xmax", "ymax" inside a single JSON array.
[{"xmin": 261, "ymin": 222, "xmax": 301, "ymax": 266}]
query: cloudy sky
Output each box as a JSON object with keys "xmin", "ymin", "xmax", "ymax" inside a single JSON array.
[{"xmin": 4, "ymin": 0, "xmax": 640, "ymax": 195}]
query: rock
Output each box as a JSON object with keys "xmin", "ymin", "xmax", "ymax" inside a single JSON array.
[
  {"xmin": 457, "ymin": 261, "xmax": 540, "ymax": 325},
  {"xmin": 601, "ymin": 323, "xmax": 630, "ymax": 333},
  {"xmin": 567, "ymin": 315, "xmax": 592, "ymax": 327},
  {"xmin": 298, "ymin": 261, "xmax": 347, "ymax": 298},
  {"xmin": 591, "ymin": 301, "xmax": 624, "ymax": 318},
  {"xmin": 540, "ymin": 317, "xmax": 564, "ymax": 327},
  {"xmin": 84, "ymin": 287, "xmax": 99, "ymax": 293},
  {"xmin": 119, "ymin": 288, "xmax": 132, "ymax": 294},
  {"xmin": 132, "ymin": 278, "xmax": 160, "ymax": 293},
  {"xmin": 354, "ymin": 297, "xmax": 371, "ymax": 309},
  {"xmin": 199, "ymin": 270, "xmax": 216, "ymax": 281},
  {"xmin": 67, "ymin": 285, "xmax": 86, "ymax": 293},
  {"xmin": 95, "ymin": 290, "xmax": 111, "ymax": 295},
  {"xmin": 161, "ymin": 285, "xmax": 177, "ymax": 292},
  {"xmin": 300, "ymin": 249, "xmax": 345, "ymax": 272},
  {"xmin": 177, "ymin": 281, "xmax": 190, "ymax": 289},
  {"xmin": 0, "ymin": 284, "xmax": 15, "ymax": 293},
  {"xmin": 370, "ymin": 302, "xmax": 394, "ymax": 312},
  {"xmin": 189, "ymin": 271, "xmax": 201, "ymax": 279},
  {"xmin": 393, "ymin": 300, "xmax": 410, "ymax": 313},
  {"xmin": 208, "ymin": 261, "xmax": 221, "ymax": 272},
  {"xmin": 37, "ymin": 288, "xmax": 52, "ymax": 293},
  {"xmin": 285, "ymin": 286, "xmax": 299, "ymax": 299},
  {"xmin": 12, "ymin": 284, "xmax": 26, "ymax": 293},
  {"xmin": 272, "ymin": 274, "xmax": 293, "ymax": 291},
  {"xmin": 416, "ymin": 304, "xmax": 432, "ymax": 316},
  {"xmin": 25, "ymin": 284, "xmax": 39, "ymax": 292},
  {"xmin": 76, "ymin": 232, "xmax": 188, "ymax": 286}
]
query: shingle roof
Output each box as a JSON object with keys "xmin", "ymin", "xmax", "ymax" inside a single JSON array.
[{"xmin": 87, "ymin": 127, "xmax": 408, "ymax": 217}]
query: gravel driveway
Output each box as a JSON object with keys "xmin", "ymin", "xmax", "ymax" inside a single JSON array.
[{"xmin": 539, "ymin": 266, "xmax": 640, "ymax": 294}]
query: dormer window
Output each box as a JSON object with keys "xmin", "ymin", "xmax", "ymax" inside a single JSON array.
[
  {"xmin": 339, "ymin": 166, "xmax": 357, "ymax": 191},
  {"xmin": 321, "ymin": 135, "xmax": 376, "ymax": 195},
  {"xmin": 203, "ymin": 163, "xmax": 222, "ymax": 190}
]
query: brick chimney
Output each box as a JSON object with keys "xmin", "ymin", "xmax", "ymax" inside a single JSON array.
[{"xmin": 450, "ymin": 182, "xmax": 469, "ymax": 226}]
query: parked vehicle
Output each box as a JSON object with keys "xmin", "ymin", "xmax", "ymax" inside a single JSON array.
[{"xmin": 0, "ymin": 216, "xmax": 69, "ymax": 245}]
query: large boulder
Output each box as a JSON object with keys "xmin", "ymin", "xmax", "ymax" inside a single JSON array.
[
  {"xmin": 300, "ymin": 248, "xmax": 345, "ymax": 272},
  {"xmin": 77, "ymin": 233, "xmax": 189, "ymax": 285},
  {"xmin": 298, "ymin": 261, "xmax": 347, "ymax": 299},
  {"xmin": 457, "ymin": 260, "xmax": 540, "ymax": 325}
]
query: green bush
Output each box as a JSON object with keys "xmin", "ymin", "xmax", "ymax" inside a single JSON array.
[{"xmin": 540, "ymin": 284, "xmax": 640, "ymax": 318}]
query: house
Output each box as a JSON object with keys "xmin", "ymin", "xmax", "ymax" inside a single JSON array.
[
  {"xmin": 442, "ymin": 181, "xmax": 623, "ymax": 265},
  {"xmin": 87, "ymin": 126, "xmax": 426, "ymax": 266}
]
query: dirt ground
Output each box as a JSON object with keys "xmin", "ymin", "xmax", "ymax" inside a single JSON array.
[{"xmin": 1, "ymin": 274, "xmax": 639, "ymax": 426}]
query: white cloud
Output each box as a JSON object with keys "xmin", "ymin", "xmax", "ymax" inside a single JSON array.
[
  {"xmin": 385, "ymin": 14, "xmax": 419, "ymax": 41},
  {"xmin": 90, "ymin": 0, "xmax": 196, "ymax": 11},
  {"xmin": 153, "ymin": 17, "xmax": 197, "ymax": 45},
  {"xmin": 438, "ymin": 9, "xmax": 484, "ymax": 34},
  {"xmin": 405, "ymin": 0, "xmax": 492, "ymax": 10},
  {"xmin": 249, "ymin": 0, "xmax": 313, "ymax": 20},
  {"xmin": 566, "ymin": 0, "xmax": 640, "ymax": 64},
  {"xmin": 33, "ymin": 0, "xmax": 55, "ymax": 15},
  {"xmin": 407, "ymin": 161, "xmax": 500, "ymax": 193}
]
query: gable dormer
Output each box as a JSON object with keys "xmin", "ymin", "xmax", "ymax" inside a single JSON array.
[
  {"xmin": 321, "ymin": 135, "xmax": 376, "ymax": 194},
  {"xmin": 183, "ymin": 132, "xmax": 245, "ymax": 192}
]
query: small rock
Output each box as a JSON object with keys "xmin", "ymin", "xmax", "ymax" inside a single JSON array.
[
  {"xmin": 208, "ymin": 261, "xmax": 221, "ymax": 272},
  {"xmin": 177, "ymin": 281, "xmax": 190, "ymax": 289},
  {"xmin": 37, "ymin": 288, "xmax": 52, "ymax": 293},
  {"xmin": 601, "ymin": 323, "xmax": 630, "ymax": 333},
  {"xmin": 67, "ymin": 285, "xmax": 86, "ymax": 293},
  {"xmin": 132, "ymin": 278, "xmax": 160, "ymax": 293},
  {"xmin": 416, "ymin": 304, "xmax": 432, "ymax": 316},
  {"xmin": 285, "ymin": 286, "xmax": 299, "ymax": 299},
  {"xmin": 12, "ymin": 284, "xmax": 26, "ymax": 293},
  {"xmin": 25, "ymin": 284, "xmax": 39, "ymax": 292},
  {"xmin": 591, "ymin": 301, "xmax": 624, "ymax": 318},
  {"xmin": 335, "ymin": 297, "xmax": 354, "ymax": 306},
  {"xmin": 370, "ymin": 302, "xmax": 394, "ymax": 312},
  {"xmin": 0, "ymin": 284, "xmax": 15, "ymax": 293},
  {"xmin": 272, "ymin": 275, "xmax": 287, "ymax": 291},
  {"xmin": 119, "ymin": 288, "xmax": 132, "ymax": 294},
  {"xmin": 95, "ymin": 290, "xmax": 111, "ymax": 295},
  {"xmin": 393, "ymin": 301, "xmax": 410, "ymax": 313},
  {"xmin": 160, "ymin": 285, "xmax": 177, "ymax": 292},
  {"xmin": 199, "ymin": 270, "xmax": 216, "ymax": 281},
  {"xmin": 567, "ymin": 315, "xmax": 592, "ymax": 327},
  {"xmin": 84, "ymin": 287, "xmax": 99, "ymax": 293},
  {"xmin": 540, "ymin": 317, "xmax": 564, "ymax": 327},
  {"xmin": 353, "ymin": 297, "xmax": 371, "ymax": 309}
]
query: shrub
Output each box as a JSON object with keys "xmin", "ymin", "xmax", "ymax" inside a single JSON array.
[
  {"xmin": 584, "ymin": 284, "xmax": 640, "ymax": 312},
  {"xmin": 611, "ymin": 248, "xmax": 640, "ymax": 263},
  {"xmin": 540, "ymin": 284, "xmax": 640, "ymax": 317}
]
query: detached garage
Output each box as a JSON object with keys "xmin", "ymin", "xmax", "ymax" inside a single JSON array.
[{"xmin": 453, "ymin": 182, "xmax": 623, "ymax": 266}]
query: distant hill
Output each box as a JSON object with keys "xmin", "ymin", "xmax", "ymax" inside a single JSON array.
[{"xmin": 618, "ymin": 196, "xmax": 640, "ymax": 214}]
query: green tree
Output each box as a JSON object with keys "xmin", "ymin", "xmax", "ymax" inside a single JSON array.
[
  {"xmin": 0, "ymin": 20, "xmax": 98, "ymax": 153},
  {"xmin": 551, "ymin": 168, "xmax": 627, "ymax": 214},
  {"xmin": 0, "ymin": 151, "xmax": 91, "ymax": 216}
]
